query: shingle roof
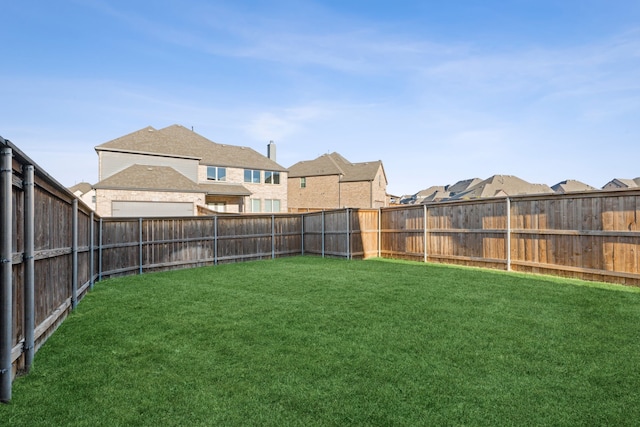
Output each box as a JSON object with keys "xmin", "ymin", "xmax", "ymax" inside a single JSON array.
[
  {"xmin": 96, "ymin": 125, "xmax": 286, "ymax": 172},
  {"xmin": 94, "ymin": 164, "xmax": 251, "ymax": 195},
  {"xmin": 551, "ymin": 180, "xmax": 597, "ymax": 194},
  {"xmin": 603, "ymin": 178, "xmax": 640, "ymax": 189},
  {"xmin": 288, "ymin": 152, "xmax": 384, "ymax": 183},
  {"xmin": 69, "ymin": 182, "xmax": 93, "ymax": 195},
  {"xmin": 446, "ymin": 178, "xmax": 482, "ymax": 194},
  {"xmin": 450, "ymin": 175, "xmax": 553, "ymax": 200}
]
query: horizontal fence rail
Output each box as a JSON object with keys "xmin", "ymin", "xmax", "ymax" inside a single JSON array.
[{"xmin": 2, "ymin": 135, "xmax": 640, "ymax": 402}]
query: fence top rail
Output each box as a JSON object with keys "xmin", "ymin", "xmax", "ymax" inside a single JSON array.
[
  {"xmin": 506, "ymin": 187, "xmax": 640, "ymax": 201},
  {"xmin": 390, "ymin": 187, "xmax": 640, "ymax": 209},
  {"xmin": 302, "ymin": 208, "xmax": 380, "ymax": 216},
  {"xmin": 100, "ymin": 213, "xmax": 304, "ymax": 222}
]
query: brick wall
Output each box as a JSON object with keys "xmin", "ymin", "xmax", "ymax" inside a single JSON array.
[
  {"xmin": 288, "ymin": 175, "xmax": 341, "ymax": 209},
  {"xmin": 198, "ymin": 165, "xmax": 288, "ymax": 213},
  {"xmin": 288, "ymin": 166, "xmax": 389, "ymax": 210},
  {"xmin": 339, "ymin": 181, "xmax": 373, "ymax": 208}
]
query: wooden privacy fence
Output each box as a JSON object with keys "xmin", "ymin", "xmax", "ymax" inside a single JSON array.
[
  {"xmin": 1, "ymin": 138, "xmax": 96, "ymax": 403},
  {"xmin": 380, "ymin": 193, "xmax": 640, "ymax": 286},
  {"xmin": 2, "ymin": 135, "xmax": 640, "ymax": 402},
  {"xmin": 98, "ymin": 214, "xmax": 303, "ymax": 278},
  {"xmin": 97, "ymin": 209, "xmax": 379, "ymax": 279}
]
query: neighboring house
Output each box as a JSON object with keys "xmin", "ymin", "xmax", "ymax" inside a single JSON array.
[
  {"xmin": 287, "ymin": 152, "xmax": 388, "ymax": 210},
  {"xmin": 449, "ymin": 175, "xmax": 553, "ymax": 200},
  {"xmin": 446, "ymin": 178, "xmax": 483, "ymax": 195},
  {"xmin": 414, "ymin": 185, "xmax": 449, "ymax": 204},
  {"xmin": 93, "ymin": 125, "xmax": 287, "ymax": 217},
  {"xmin": 551, "ymin": 180, "xmax": 597, "ymax": 194},
  {"xmin": 602, "ymin": 178, "xmax": 640, "ymax": 190},
  {"xmin": 69, "ymin": 182, "xmax": 96, "ymax": 210},
  {"xmin": 388, "ymin": 194, "xmax": 402, "ymax": 205},
  {"xmin": 401, "ymin": 178, "xmax": 481, "ymax": 204}
]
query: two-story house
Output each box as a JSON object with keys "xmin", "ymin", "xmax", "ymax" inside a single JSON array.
[
  {"xmin": 287, "ymin": 152, "xmax": 388, "ymax": 211},
  {"xmin": 93, "ymin": 125, "xmax": 287, "ymax": 217}
]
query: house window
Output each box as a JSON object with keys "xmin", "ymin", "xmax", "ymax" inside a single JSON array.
[
  {"xmin": 207, "ymin": 202, "xmax": 226, "ymax": 213},
  {"xmin": 265, "ymin": 171, "xmax": 280, "ymax": 185},
  {"xmin": 264, "ymin": 199, "xmax": 281, "ymax": 213},
  {"xmin": 300, "ymin": 177, "xmax": 306, "ymax": 188},
  {"xmin": 250, "ymin": 199, "xmax": 261, "ymax": 213},
  {"xmin": 207, "ymin": 166, "xmax": 226, "ymax": 181},
  {"xmin": 244, "ymin": 169, "xmax": 260, "ymax": 184}
]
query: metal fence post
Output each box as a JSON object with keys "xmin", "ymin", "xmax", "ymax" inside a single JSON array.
[
  {"xmin": 72, "ymin": 199, "xmax": 78, "ymax": 310},
  {"xmin": 214, "ymin": 216, "xmax": 218, "ymax": 266},
  {"xmin": 378, "ymin": 208, "xmax": 382, "ymax": 258},
  {"xmin": 139, "ymin": 218, "xmax": 143, "ymax": 275},
  {"xmin": 422, "ymin": 205, "xmax": 429, "ymax": 262},
  {"xmin": 301, "ymin": 213, "xmax": 305, "ymax": 256},
  {"xmin": 346, "ymin": 208, "xmax": 351, "ymax": 260},
  {"xmin": 271, "ymin": 215, "xmax": 276, "ymax": 259},
  {"xmin": 89, "ymin": 212, "xmax": 94, "ymax": 290},
  {"xmin": 321, "ymin": 210, "xmax": 325, "ymax": 258},
  {"xmin": 98, "ymin": 218, "xmax": 103, "ymax": 281},
  {"xmin": 1, "ymin": 147, "xmax": 13, "ymax": 402},
  {"xmin": 506, "ymin": 197, "xmax": 511, "ymax": 271},
  {"xmin": 23, "ymin": 165, "xmax": 35, "ymax": 373}
]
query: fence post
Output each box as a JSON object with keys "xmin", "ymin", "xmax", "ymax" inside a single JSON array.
[
  {"xmin": 346, "ymin": 209, "xmax": 351, "ymax": 260},
  {"xmin": 506, "ymin": 197, "xmax": 511, "ymax": 271},
  {"xmin": 321, "ymin": 210, "xmax": 325, "ymax": 258},
  {"xmin": 271, "ymin": 214, "xmax": 275, "ymax": 259},
  {"xmin": 89, "ymin": 212, "xmax": 94, "ymax": 290},
  {"xmin": 72, "ymin": 199, "xmax": 78, "ymax": 310},
  {"xmin": 139, "ymin": 218, "xmax": 143, "ymax": 275},
  {"xmin": 301, "ymin": 213, "xmax": 305, "ymax": 256},
  {"xmin": 377, "ymin": 208, "xmax": 381, "ymax": 258},
  {"xmin": 214, "ymin": 216, "xmax": 218, "ymax": 265},
  {"xmin": 23, "ymin": 165, "xmax": 35, "ymax": 373},
  {"xmin": 98, "ymin": 218, "xmax": 103, "ymax": 281},
  {"xmin": 1, "ymin": 147, "xmax": 13, "ymax": 402},
  {"xmin": 423, "ymin": 204, "xmax": 428, "ymax": 263}
]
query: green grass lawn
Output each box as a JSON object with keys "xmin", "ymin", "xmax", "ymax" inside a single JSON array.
[{"xmin": 3, "ymin": 256, "xmax": 640, "ymax": 426}]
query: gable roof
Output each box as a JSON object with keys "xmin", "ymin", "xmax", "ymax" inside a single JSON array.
[
  {"xmin": 288, "ymin": 152, "xmax": 385, "ymax": 183},
  {"xmin": 551, "ymin": 180, "xmax": 597, "ymax": 194},
  {"xmin": 96, "ymin": 125, "xmax": 286, "ymax": 172},
  {"xmin": 446, "ymin": 178, "xmax": 482, "ymax": 194},
  {"xmin": 602, "ymin": 178, "xmax": 640, "ymax": 189},
  {"xmin": 450, "ymin": 175, "xmax": 553, "ymax": 200},
  {"xmin": 94, "ymin": 164, "xmax": 251, "ymax": 196},
  {"xmin": 69, "ymin": 182, "xmax": 93, "ymax": 195}
]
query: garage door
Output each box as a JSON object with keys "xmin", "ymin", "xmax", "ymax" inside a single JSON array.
[{"xmin": 111, "ymin": 201, "xmax": 194, "ymax": 217}]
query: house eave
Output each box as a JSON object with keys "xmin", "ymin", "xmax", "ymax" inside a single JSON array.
[{"xmin": 95, "ymin": 146, "xmax": 202, "ymax": 161}]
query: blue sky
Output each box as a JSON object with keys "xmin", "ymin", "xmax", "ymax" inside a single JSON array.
[{"xmin": 2, "ymin": 0, "xmax": 639, "ymax": 195}]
